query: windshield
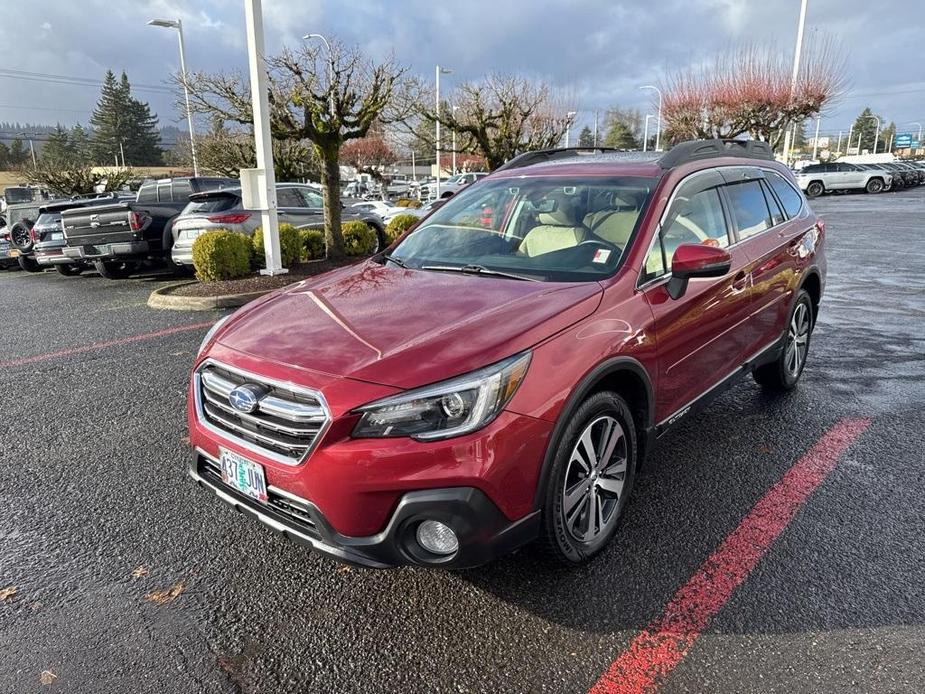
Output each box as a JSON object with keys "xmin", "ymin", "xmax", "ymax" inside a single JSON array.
[
  {"xmin": 390, "ymin": 175, "xmax": 654, "ymax": 282},
  {"xmin": 4, "ymin": 188, "xmax": 34, "ymax": 204}
]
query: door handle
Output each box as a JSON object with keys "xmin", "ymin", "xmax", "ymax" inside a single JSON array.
[{"xmin": 732, "ymin": 271, "xmax": 749, "ymax": 291}]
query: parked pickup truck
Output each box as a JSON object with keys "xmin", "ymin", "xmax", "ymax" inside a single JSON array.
[{"xmin": 60, "ymin": 176, "xmax": 235, "ymax": 278}]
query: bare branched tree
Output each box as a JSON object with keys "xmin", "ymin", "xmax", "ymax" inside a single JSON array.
[
  {"xmin": 179, "ymin": 40, "xmax": 406, "ymax": 259},
  {"xmin": 25, "ymin": 164, "xmax": 134, "ymax": 196},
  {"xmin": 404, "ymin": 74, "xmax": 575, "ymax": 170},
  {"xmin": 660, "ymin": 39, "xmax": 847, "ymax": 149}
]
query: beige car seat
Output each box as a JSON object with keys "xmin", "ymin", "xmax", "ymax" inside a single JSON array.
[{"xmin": 520, "ymin": 195, "xmax": 588, "ymax": 257}]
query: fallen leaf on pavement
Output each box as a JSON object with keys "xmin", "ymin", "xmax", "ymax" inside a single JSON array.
[
  {"xmin": 336, "ymin": 565, "xmax": 352, "ymax": 574},
  {"xmin": 131, "ymin": 566, "xmax": 149, "ymax": 580},
  {"xmin": 145, "ymin": 582, "xmax": 185, "ymax": 605},
  {"xmin": 759, "ymin": 443, "xmax": 773, "ymax": 454},
  {"xmin": 40, "ymin": 670, "xmax": 58, "ymax": 685},
  {"xmin": 0, "ymin": 586, "xmax": 17, "ymax": 602}
]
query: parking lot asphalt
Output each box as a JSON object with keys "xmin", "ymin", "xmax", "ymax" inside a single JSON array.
[{"xmin": 1, "ymin": 189, "xmax": 923, "ymax": 694}]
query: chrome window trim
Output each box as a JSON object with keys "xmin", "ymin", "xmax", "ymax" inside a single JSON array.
[
  {"xmin": 193, "ymin": 358, "xmax": 332, "ymax": 467},
  {"xmin": 635, "ymin": 165, "xmax": 809, "ymax": 291}
]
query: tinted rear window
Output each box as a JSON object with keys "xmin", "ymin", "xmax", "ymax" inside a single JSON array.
[
  {"xmin": 725, "ymin": 180, "xmax": 772, "ymax": 239},
  {"xmin": 180, "ymin": 195, "xmax": 240, "ymax": 215},
  {"xmin": 34, "ymin": 213, "xmax": 62, "ymax": 229},
  {"xmin": 767, "ymin": 173, "xmax": 804, "ymax": 219}
]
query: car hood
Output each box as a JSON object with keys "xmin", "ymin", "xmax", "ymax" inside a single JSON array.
[{"xmin": 217, "ymin": 261, "xmax": 602, "ymax": 390}]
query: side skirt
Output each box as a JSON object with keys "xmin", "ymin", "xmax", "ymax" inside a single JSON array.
[{"xmin": 654, "ymin": 337, "xmax": 784, "ymax": 438}]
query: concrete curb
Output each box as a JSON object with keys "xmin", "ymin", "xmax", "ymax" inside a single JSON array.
[{"xmin": 147, "ymin": 281, "xmax": 272, "ymax": 311}]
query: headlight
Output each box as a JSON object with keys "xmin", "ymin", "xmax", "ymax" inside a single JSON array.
[
  {"xmin": 352, "ymin": 351, "xmax": 531, "ymax": 441},
  {"xmin": 198, "ymin": 314, "xmax": 232, "ymax": 356}
]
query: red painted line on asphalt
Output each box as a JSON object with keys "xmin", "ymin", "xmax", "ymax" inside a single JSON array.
[
  {"xmin": 0, "ymin": 321, "xmax": 215, "ymax": 368},
  {"xmin": 589, "ymin": 417, "xmax": 872, "ymax": 694}
]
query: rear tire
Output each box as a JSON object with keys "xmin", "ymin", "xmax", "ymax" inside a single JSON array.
[
  {"xmin": 753, "ymin": 290, "xmax": 814, "ymax": 392},
  {"xmin": 805, "ymin": 181, "xmax": 824, "ymax": 198},
  {"xmin": 865, "ymin": 178, "xmax": 884, "ymax": 194},
  {"xmin": 93, "ymin": 260, "xmax": 137, "ymax": 280},
  {"xmin": 538, "ymin": 391, "xmax": 637, "ymax": 566},
  {"xmin": 17, "ymin": 255, "xmax": 42, "ymax": 272},
  {"xmin": 55, "ymin": 264, "xmax": 83, "ymax": 277}
]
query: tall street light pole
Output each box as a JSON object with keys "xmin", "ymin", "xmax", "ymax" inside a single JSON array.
[
  {"xmin": 302, "ymin": 33, "xmax": 336, "ymax": 117},
  {"xmin": 19, "ymin": 133, "xmax": 36, "ymax": 167},
  {"xmin": 643, "ymin": 115, "xmax": 655, "ymax": 152},
  {"xmin": 148, "ymin": 18, "xmax": 199, "ymax": 176},
  {"xmin": 811, "ymin": 117, "xmax": 821, "ymax": 160},
  {"xmin": 781, "ymin": 0, "xmax": 809, "ymax": 165},
  {"xmin": 451, "ymin": 105, "xmax": 459, "ymax": 175},
  {"xmin": 639, "ymin": 85, "xmax": 662, "ymax": 151},
  {"xmin": 435, "ymin": 65, "xmax": 452, "ymax": 199},
  {"xmin": 871, "ymin": 116, "xmax": 882, "ymax": 154},
  {"xmin": 564, "ymin": 111, "xmax": 577, "ymax": 147},
  {"xmin": 243, "ymin": 0, "xmax": 285, "ymax": 275}
]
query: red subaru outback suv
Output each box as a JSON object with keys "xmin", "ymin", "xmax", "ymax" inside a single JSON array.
[{"xmin": 189, "ymin": 140, "xmax": 825, "ymax": 568}]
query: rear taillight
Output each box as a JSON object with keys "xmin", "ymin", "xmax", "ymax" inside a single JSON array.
[
  {"xmin": 31, "ymin": 228, "xmax": 39, "ymax": 242},
  {"xmin": 129, "ymin": 211, "xmax": 144, "ymax": 231},
  {"xmin": 207, "ymin": 213, "xmax": 252, "ymax": 225}
]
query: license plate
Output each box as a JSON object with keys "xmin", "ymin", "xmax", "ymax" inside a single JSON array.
[
  {"xmin": 9, "ymin": 249, "xmax": 19, "ymax": 258},
  {"xmin": 182, "ymin": 229, "xmax": 203, "ymax": 240},
  {"xmin": 220, "ymin": 448, "xmax": 268, "ymax": 503},
  {"xmin": 51, "ymin": 232, "xmax": 63, "ymax": 241}
]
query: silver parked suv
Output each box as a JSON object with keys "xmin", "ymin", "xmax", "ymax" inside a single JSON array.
[
  {"xmin": 794, "ymin": 162, "xmax": 890, "ymax": 197},
  {"xmin": 171, "ymin": 183, "xmax": 385, "ymax": 266}
]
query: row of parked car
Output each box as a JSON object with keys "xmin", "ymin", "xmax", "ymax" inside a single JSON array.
[
  {"xmin": 0, "ymin": 178, "xmax": 385, "ymax": 278},
  {"xmin": 345, "ymin": 171, "xmax": 487, "ymax": 201},
  {"xmin": 793, "ymin": 160, "xmax": 925, "ymax": 197}
]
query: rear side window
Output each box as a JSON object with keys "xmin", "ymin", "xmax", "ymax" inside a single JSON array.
[
  {"xmin": 172, "ymin": 179, "xmax": 193, "ymax": 201},
  {"xmin": 725, "ymin": 180, "xmax": 772, "ymax": 239},
  {"xmin": 180, "ymin": 195, "xmax": 240, "ymax": 215},
  {"xmin": 137, "ymin": 183, "xmax": 157, "ymax": 203},
  {"xmin": 277, "ymin": 188, "xmax": 305, "ymax": 207},
  {"xmin": 298, "ymin": 188, "xmax": 324, "ymax": 208},
  {"xmin": 767, "ymin": 173, "xmax": 803, "ymax": 219},
  {"xmin": 760, "ymin": 180, "xmax": 785, "ymax": 226},
  {"xmin": 157, "ymin": 181, "xmax": 171, "ymax": 202}
]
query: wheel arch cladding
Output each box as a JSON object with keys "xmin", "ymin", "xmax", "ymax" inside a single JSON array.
[
  {"xmin": 533, "ymin": 358, "xmax": 654, "ymax": 509},
  {"xmin": 801, "ymin": 270, "xmax": 822, "ymax": 320}
]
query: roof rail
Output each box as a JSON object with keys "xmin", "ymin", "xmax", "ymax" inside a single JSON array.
[
  {"xmin": 658, "ymin": 139, "xmax": 775, "ymax": 169},
  {"xmin": 494, "ymin": 147, "xmax": 629, "ymax": 173}
]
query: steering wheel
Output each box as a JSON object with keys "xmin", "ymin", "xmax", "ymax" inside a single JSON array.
[{"xmin": 577, "ymin": 238, "xmax": 618, "ymax": 250}]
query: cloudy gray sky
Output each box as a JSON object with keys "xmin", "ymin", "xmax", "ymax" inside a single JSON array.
[{"xmin": 1, "ymin": 0, "xmax": 922, "ymax": 143}]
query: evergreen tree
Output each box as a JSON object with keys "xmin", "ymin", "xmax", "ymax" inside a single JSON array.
[
  {"xmin": 602, "ymin": 108, "xmax": 642, "ymax": 149},
  {"xmin": 70, "ymin": 124, "xmax": 91, "ymax": 165},
  {"xmin": 0, "ymin": 142, "xmax": 9, "ymax": 169},
  {"xmin": 9, "ymin": 138, "xmax": 28, "ymax": 167},
  {"xmin": 42, "ymin": 125, "xmax": 74, "ymax": 165},
  {"xmin": 90, "ymin": 70, "xmax": 163, "ymax": 166},
  {"xmin": 851, "ymin": 107, "xmax": 882, "ymax": 153},
  {"xmin": 577, "ymin": 125, "xmax": 594, "ymax": 147}
]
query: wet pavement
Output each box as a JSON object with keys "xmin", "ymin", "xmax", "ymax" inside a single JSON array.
[{"xmin": 0, "ymin": 188, "xmax": 923, "ymax": 693}]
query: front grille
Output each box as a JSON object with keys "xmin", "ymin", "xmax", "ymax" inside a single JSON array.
[
  {"xmin": 196, "ymin": 361, "xmax": 330, "ymax": 465},
  {"xmin": 199, "ymin": 455, "xmax": 320, "ymax": 536}
]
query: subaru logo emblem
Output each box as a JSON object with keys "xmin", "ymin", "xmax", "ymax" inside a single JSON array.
[{"xmin": 229, "ymin": 384, "xmax": 264, "ymax": 414}]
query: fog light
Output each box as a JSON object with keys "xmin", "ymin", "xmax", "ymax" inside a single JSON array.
[{"xmin": 415, "ymin": 520, "xmax": 459, "ymax": 556}]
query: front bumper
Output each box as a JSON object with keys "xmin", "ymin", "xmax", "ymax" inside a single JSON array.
[
  {"xmin": 190, "ymin": 449, "xmax": 540, "ymax": 568},
  {"xmin": 63, "ymin": 240, "xmax": 149, "ymax": 260}
]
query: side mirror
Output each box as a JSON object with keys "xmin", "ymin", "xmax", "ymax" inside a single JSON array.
[{"xmin": 667, "ymin": 243, "xmax": 732, "ymax": 300}]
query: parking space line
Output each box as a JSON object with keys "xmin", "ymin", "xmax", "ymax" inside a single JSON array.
[
  {"xmin": 0, "ymin": 321, "xmax": 215, "ymax": 368},
  {"xmin": 589, "ymin": 418, "xmax": 871, "ymax": 694}
]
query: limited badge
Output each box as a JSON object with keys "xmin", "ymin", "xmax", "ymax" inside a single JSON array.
[{"xmin": 592, "ymin": 248, "xmax": 611, "ymax": 264}]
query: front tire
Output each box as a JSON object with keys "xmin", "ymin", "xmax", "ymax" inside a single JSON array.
[
  {"xmin": 539, "ymin": 391, "xmax": 637, "ymax": 566},
  {"xmin": 753, "ymin": 289, "xmax": 814, "ymax": 392},
  {"xmin": 805, "ymin": 181, "xmax": 824, "ymax": 198},
  {"xmin": 93, "ymin": 260, "xmax": 137, "ymax": 280}
]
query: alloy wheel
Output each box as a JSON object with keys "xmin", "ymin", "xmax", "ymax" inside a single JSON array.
[
  {"xmin": 562, "ymin": 415, "xmax": 627, "ymax": 543},
  {"xmin": 785, "ymin": 302, "xmax": 811, "ymax": 377}
]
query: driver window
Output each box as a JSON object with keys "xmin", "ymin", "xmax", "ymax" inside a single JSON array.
[{"xmin": 643, "ymin": 185, "xmax": 728, "ymax": 282}]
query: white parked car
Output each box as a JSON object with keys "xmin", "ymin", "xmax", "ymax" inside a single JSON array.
[
  {"xmin": 350, "ymin": 200, "xmax": 396, "ymax": 218},
  {"xmin": 794, "ymin": 163, "xmax": 891, "ymax": 197}
]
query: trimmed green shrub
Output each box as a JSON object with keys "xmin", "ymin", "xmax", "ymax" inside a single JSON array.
[
  {"xmin": 342, "ymin": 221, "xmax": 377, "ymax": 256},
  {"xmin": 385, "ymin": 214, "xmax": 420, "ymax": 243},
  {"xmin": 252, "ymin": 223, "xmax": 302, "ymax": 267},
  {"xmin": 396, "ymin": 198, "xmax": 422, "ymax": 209},
  {"xmin": 300, "ymin": 229, "xmax": 326, "ymax": 260},
  {"xmin": 191, "ymin": 230, "xmax": 253, "ymax": 283}
]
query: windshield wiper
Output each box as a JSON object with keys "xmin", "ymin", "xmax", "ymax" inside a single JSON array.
[
  {"xmin": 380, "ymin": 253, "xmax": 408, "ymax": 269},
  {"xmin": 421, "ymin": 263, "xmax": 540, "ymax": 282}
]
